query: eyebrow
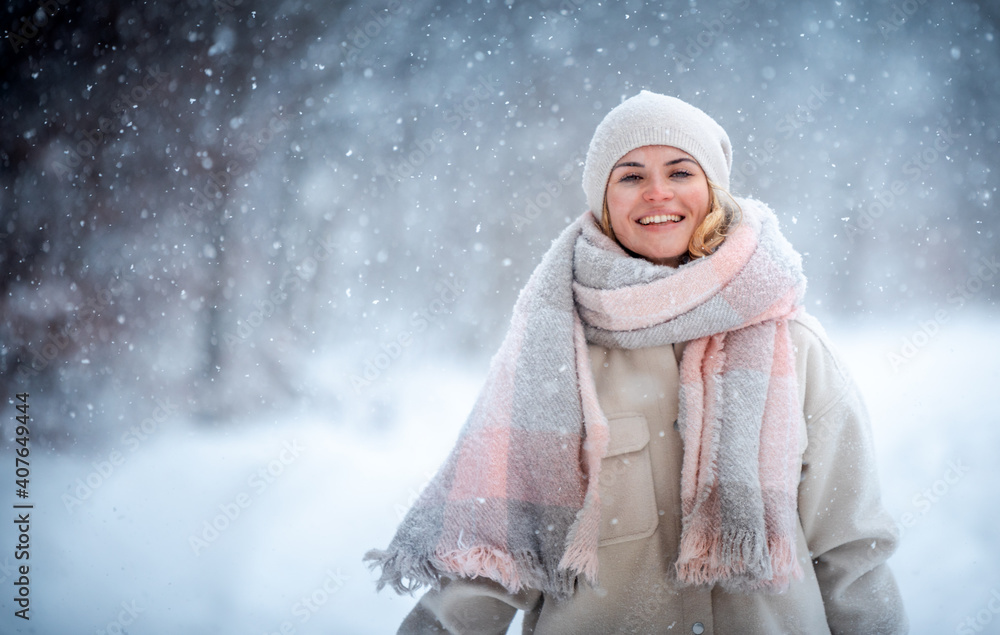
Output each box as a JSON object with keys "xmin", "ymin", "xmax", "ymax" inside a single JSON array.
[{"xmin": 612, "ymin": 157, "xmax": 699, "ymax": 170}]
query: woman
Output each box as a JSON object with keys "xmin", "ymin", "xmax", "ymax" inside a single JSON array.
[{"xmin": 366, "ymin": 90, "xmax": 907, "ymax": 634}]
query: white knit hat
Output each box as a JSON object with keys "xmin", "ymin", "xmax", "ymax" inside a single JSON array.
[{"xmin": 582, "ymin": 90, "xmax": 733, "ymax": 218}]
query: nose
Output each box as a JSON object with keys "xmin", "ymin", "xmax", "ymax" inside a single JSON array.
[{"xmin": 642, "ymin": 173, "xmax": 674, "ymax": 201}]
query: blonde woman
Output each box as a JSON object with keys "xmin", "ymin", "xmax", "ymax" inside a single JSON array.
[{"xmin": 367, "ymin": 90, "xmax": 907, "ymax": 634}]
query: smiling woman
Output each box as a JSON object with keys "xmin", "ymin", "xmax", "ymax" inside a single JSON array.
[
  {"xmin": 366, "ymin": 90, "xmax": 908, "ymax": 634},
  {"xmin": 603, "ymin": 145, "xmax": 718, "ymax": 267}
]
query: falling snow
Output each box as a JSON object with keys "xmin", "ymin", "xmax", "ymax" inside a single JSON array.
[{"xmin": 0, "ymin": 0, "xmax": 998, "ymax": 633}]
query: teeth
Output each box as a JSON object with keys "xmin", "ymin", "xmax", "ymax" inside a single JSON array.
[{"xmin": 638, "ymin": 214, "xmax": 682, "ymax": 225}]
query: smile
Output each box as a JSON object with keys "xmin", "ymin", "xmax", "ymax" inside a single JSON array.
[{"xmin": 638, "ymin": 214, "xmax": 682, "ymax": 225}]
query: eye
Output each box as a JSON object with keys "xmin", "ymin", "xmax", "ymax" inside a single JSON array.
[
  {"xmin": 671, "ymin": 170, "xmax": 693, "ymax": 178},
  {"xmin": 617, "ymin": 172, "xmax": 641, "ymax": 182}
]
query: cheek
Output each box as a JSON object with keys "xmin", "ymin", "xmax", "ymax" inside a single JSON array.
[
  {"xmin": 696, "ymin": 197, "xmax": 711, "ymax": 224},
  {"xmin": 687, "ymin": 189, "xmax": 711, "ymax": 225},
  {"xmin": 606, "ymin": 191, "xmax": 631, "ymax": 232}
]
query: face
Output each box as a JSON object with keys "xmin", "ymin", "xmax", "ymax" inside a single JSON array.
[{"xmin": 605, "ymin": 145, "xmax": 712, "ymax": 268}]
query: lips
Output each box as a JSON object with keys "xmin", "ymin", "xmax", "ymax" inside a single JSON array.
[{"xmin": 637, "ymin": 214, "xmax": 682, "ymax": 225}]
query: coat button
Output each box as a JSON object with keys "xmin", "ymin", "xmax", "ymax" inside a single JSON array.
[{"xmin": 692, "ymin": 623, "xmax": 705, "ymax": 634}]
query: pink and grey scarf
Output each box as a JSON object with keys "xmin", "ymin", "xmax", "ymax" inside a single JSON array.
[{"xmin": 366, "ymin": 197, "xmax": 807, "ymax": 598}]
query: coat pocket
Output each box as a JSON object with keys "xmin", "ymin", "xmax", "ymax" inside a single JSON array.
[{"xmin": 597, "ymin": 413, "xmax": 659, "ymax": 546}]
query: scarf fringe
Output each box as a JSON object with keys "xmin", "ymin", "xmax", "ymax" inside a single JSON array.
[
  {"xmin": 675, "ymin": 529, "xmax": 802, "ymax": 592},
  {"xmin": 364, "ymin": 546, "xmax": 581, "ymax": 600},
  {"xmin": 721, "ymin": 526, "xmax": 771, "ymax": 580},
  {"xmin": 557, "ymin": 489, "xmax": 602, "ymax": 585},
  {"xmin": 675, "ymin": 530, "xmax": 725, "ymax": 586},
  {"xmin": 762, "ymin": 534, "xmax": 803, "ymax": 592},
  {"xmin": 436, "ymin": 546, "xmax": 523, "ymax": 591},
  {"xmin": 676, "ymin": 526, "xmax": 769, "ymax": 585},
  {"xmin": 363, "ymin": 547, "xmax": 443, "ymax": 596}
]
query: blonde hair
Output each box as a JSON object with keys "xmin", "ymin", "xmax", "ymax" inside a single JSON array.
[{"xmin": 599, "ymin": 178, "xmax": 742, "ymax": 265}]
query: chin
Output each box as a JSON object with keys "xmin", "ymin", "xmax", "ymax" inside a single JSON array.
[{"xmin": 634, "ymin": 245, "xmax": 686, "ymax": 264}]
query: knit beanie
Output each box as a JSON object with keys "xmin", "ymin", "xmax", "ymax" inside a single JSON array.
[{"xmin": 582, "ymin": 90, "xmax": 733, "ymax": 218}]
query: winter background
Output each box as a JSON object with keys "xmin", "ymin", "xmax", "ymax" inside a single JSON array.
[{"xmin": 1, "ymin": 0, "xmax": 998, "ymax": 633}]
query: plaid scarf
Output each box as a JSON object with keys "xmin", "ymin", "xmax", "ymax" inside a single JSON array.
[{"xmin": 366, "ymin": 198, "xmax": 806, "ymax": 598}]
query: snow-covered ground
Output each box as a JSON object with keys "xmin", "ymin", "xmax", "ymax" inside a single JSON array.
[
  {"xmin": 828, "ymin": 313, "xmax": 1000, "ymax": 635},
  {"xmin": 2, "ymin": 314, "xmax": 997, "ymax": 634}
]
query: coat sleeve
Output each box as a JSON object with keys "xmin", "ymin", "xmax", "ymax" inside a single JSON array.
[
  {"xmin": 398, "ymin": 577, "xmax": 542, "ymax": 635},
  {"xmin": 794, "ymin": 319, "xmax": 908, "ymax": 635}
]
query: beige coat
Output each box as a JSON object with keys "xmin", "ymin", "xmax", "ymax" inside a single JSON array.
[{"xmin": 398, "ymin": 314, "xmax": 907, "ymax": 634}]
